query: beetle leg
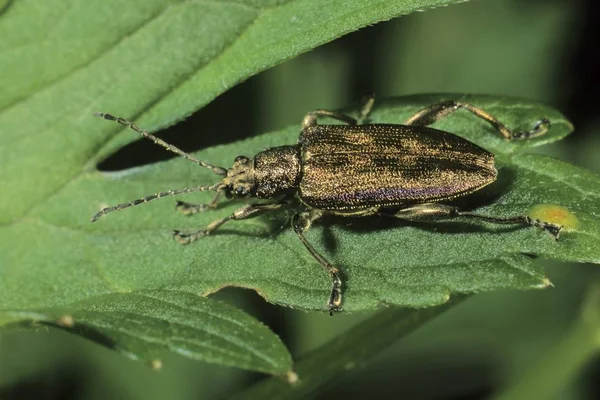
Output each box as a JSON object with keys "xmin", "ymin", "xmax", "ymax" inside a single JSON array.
[
  {"xmin": 302, "ymin": 95, "xmax": 376, "ymax": 128},
  {"xmin": 381, "ymin": 203, "xmax": 562, "ymax": 240},
  {"xmin": 173, "ymin": 202, "xmax": 285, "ymax": 244},
  {"xmin": 404, "ymin": 100, "xmax": 550, "ymax": 140},
  {"xmin": 357, "ymin": 94, "xmax": 376, "ymax": 124},
  {"xmin": 176, "ymin": 192, "xmax": 222, "ymax": 215},
  {"xmin": 292, "ymin": 210, "xmax": 343, "ymax": 315},
  {"xmin": 302, "ymin": 110, "xmax": 357, "ymax": 129}
]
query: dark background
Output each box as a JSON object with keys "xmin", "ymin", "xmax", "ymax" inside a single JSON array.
[{"xmin": 2, "ymin": 0, "xmax": 599, "ymax": 399}]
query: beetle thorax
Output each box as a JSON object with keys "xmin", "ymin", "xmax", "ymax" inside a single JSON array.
[{"xmin": 252, "ymin": 145, "xmax": 301, "ymax": 198}]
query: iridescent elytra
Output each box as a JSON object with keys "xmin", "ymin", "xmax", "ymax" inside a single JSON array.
[{"xmin": 91, "ymin": 97, "xmax": 562, "ymax": 314}]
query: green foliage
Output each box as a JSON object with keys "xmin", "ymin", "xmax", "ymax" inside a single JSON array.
[
  {"xmin": 1, "ymin": 0, "xmax": 598, "ymax": 393},
  {"xmin": 2, "ymin": 90, "xmax": 599, "ymax": 372},
  {"xmin": 0, "ymin": 0, "xmax": 472, "ymax": 375}
]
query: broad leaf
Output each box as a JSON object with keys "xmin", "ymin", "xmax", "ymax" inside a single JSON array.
[
  {"xmin": 3, "ymin": 95, "xmax": 595, "ymax": 319},
  {"xmin": 3, "ymin": 290, "xmax": 292, "ymax": 375}
]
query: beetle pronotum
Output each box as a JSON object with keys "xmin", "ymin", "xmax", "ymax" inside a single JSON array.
[{"xmin": 92, "ymin": 98, "xmax": 561, "ymax": 314}]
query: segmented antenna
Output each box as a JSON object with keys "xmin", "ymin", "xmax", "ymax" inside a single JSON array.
[
  {"xmin": 91, "ymin": 184, "xmax": 222, "ymax": 222},
  {"xmin": 94, "ymin": 112, "xmax": 228, "ymax": 176}
]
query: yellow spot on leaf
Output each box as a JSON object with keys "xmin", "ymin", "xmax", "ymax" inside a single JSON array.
[{"xmin": 529, "ymin": 204, "xmax": 579, "ymax": 230}]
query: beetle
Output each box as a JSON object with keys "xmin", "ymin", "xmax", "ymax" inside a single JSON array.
[{"xmin": 91, "ymin": 97, "xmax": 562, "ymax": 314}]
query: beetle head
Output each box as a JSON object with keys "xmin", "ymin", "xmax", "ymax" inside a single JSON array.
[{"xmin": 221, "ymin": 155, "xmax": 256, "ymax": 198}]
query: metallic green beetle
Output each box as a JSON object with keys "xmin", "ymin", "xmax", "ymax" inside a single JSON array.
[{"xmin": 92, "ymin": 98, "xmax": 561, "ymax": 314}]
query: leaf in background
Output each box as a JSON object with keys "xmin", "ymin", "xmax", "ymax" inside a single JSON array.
[
  {"xmin": 230, "ymin": 297, "xmax": 465, "ymax": 400},
  {"xmin": 0, "ymin": 0, "xmax": 473, "ymax": 370},
  {"xmin": 5, "ymin": 290, "xmax": 292, "ymax": 375}
]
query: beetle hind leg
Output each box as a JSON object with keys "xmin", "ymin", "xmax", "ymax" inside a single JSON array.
[
  {"xmin": 381, "ymin": 203, "xmax": 562, "ymax": 240},
  {"xmin": 292, "ymin": 210, "xmax": 343, "ymax": 315},
  {"xmin": 404, "ymin": 100, "xmax": 550, "ymax": 141}
]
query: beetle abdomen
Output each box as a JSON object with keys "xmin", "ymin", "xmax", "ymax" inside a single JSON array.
[{"xmin": 298, "ymin": 124, "xmax": 497, "ymax": 211}]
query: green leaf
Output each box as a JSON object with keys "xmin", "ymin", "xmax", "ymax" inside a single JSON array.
[
  {"xmin": 3, "ymin": 289, "xmax": 292, "ymax": 375},
  {"xmin": 0, "ymin": 0, "xmax": 468, "ymax": 224},
  {"xmin": 3, "ymin": 94, "xmax": 595, "ymax": 318}
]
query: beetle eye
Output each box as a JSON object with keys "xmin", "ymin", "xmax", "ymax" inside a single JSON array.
[{"xmin": 235, "ymin": 156, "xmax": 249, "ymax": 164}]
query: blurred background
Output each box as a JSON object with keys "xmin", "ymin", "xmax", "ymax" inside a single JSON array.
[{"xmin": 1, "ymin": 0, "xmax": 599, "ymax": 398}]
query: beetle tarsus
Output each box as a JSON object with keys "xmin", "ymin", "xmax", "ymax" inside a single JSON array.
[
  {"xmin": 176, "ymin": 192, "xmax": 222, "ymax": 215},
  {"xmin": 176, "ymin": 200, "xmax": 214, "ymax": 215},
  {"xmin": 526, "ymin": 217, "xmax": 562, "ymax": 240},
  {"xmin": 172, "ymin": 230, "xmax": 207, "ymax": 245},
  {"xmin": 404, "ymin": 100, "xmax": 552, "ymax": 142},
  {"xmin": 512, "ymin": 117, "xmax": 551, "ymax": 140},
  {"xmin": 328, "ymin": 274, "xmax": 343, "ymax": 315}
]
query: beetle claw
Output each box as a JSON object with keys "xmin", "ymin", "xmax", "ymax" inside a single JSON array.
[
  {"xmin": 546, "ymin": 223, "xmax": 562, "ymax": 241},
  {"xmin": 172, "ymin": 230, "xmax": 208, "ymax": 245}
]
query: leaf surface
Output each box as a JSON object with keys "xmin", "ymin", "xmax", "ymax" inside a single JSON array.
[{"xmin": 3, "ymin": 95, "xmax": 592, "ymax": 320}]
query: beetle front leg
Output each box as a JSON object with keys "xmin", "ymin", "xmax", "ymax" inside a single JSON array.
[
  {"xmin": 404, "ymin": 100, "xmax": 550, "ymax": 140},
  {"xmin": 292, "ymin": 210, "xmax": 343, "ymax": 315},
  {"xmin": 176, "ymin": 192, "xmax": 222, "ymax": 215},
  {"xmin": 381, "ymin": 203, "xmax": 562, "ymax": 239},
  {"xmin": 173, "ymin": 202, "xmax": 285, "ymax": 244}
]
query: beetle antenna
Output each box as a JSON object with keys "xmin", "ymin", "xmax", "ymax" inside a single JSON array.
[
  {"xmin": 91, "ymin": 184, "xmax": 223, "ymax": 222},
  {"xmin": 94, "ymin": 112, "xmax": 228, "ymax": 176}
]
